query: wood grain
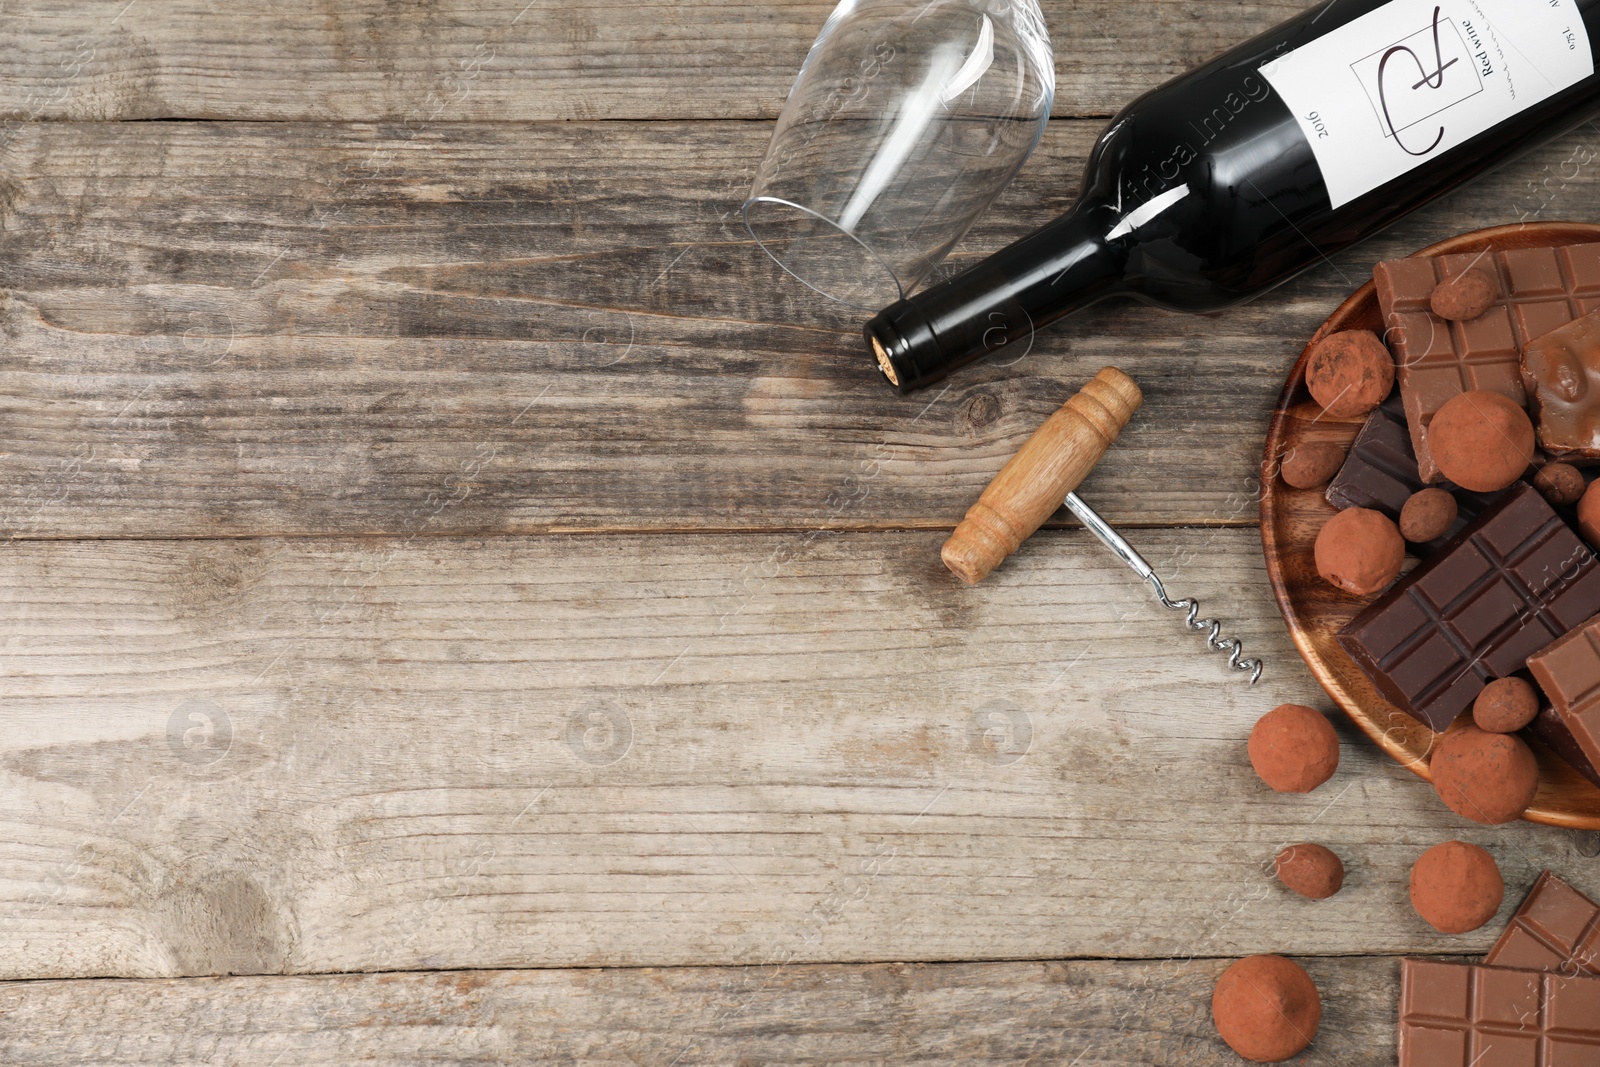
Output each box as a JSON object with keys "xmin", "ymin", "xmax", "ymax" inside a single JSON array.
[
  {"xmin": 0, "ymin": 0, "xmax": 1314, "ymax": 123},
  {"xmin": 5, "ymin": 120, "xmax": 1600, "ymax": 538},
  {"xmin": 7, "ymin": 0, "xmax": 1597, "ymax": 1050},
  {"xmin": 4, "ymin": 529, "xmax": 1597, "ymax": 980},
  {"xmin": 0, "ymin": 956, "xmax": 1399, "ymax": 1066}
]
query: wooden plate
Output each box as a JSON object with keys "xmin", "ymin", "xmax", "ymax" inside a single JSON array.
[{"xmin": 1260, "ymin": 221, "xmax": 1600, "ymax": 830}]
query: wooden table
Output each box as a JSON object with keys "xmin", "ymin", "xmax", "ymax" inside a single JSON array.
[{"xmin": 3, "ymin": 2, "xmax": 1598, "ymax": 1062}]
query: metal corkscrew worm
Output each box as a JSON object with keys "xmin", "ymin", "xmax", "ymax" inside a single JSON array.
[{"xmin": 1063, "ymin": 492, "xmax": 1263, "ymax": 684}]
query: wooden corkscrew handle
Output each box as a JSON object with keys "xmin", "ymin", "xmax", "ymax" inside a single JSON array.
[{"xmin": 941, "ymin": 367, "xmax": 1143, "ymax": 584}]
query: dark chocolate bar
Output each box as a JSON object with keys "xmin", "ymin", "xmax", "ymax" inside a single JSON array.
[
  {"xmin": 1377, "ymin": 244, "xmax": 1600, "ymax": 482},
  {"xmin": 1399, "ymin": 958, "xmax": 1600, "ymax": 1065},
  {"xmin": 1338, "ymin": 484, "xmax": 1600, "ymax": 731},
  {"xmin": 1325, "ymin": 391, "xmax": 1498, "ymax": 546},
  {"xmin": 1527, "ymin": 615, "xmax": 1600, "ymax": 775},
  {"xmin": 1484, "ymin": 871, "xmax": 1600, "ymax": 978}
]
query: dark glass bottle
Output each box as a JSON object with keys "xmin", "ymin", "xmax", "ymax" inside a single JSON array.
[{"xmin": 866, "ymin": 0, "xmax": 1600, "ymax": 392}]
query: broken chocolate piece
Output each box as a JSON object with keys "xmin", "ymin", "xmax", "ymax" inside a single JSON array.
[
  {"xmin": 1522, "ymin": 309, "xmax": 1600, "ymax": 459},
  {"xmin": 1527, "ymin": 704, "xmax": 1600, "ymax": 790},
  {"xmin": 1484, "ymin": 871, "xmax": 1600, "ymax": 978},
  {"xmin": 1527, "ymin": 614, "xmax": 1600, "ymax": 775}
]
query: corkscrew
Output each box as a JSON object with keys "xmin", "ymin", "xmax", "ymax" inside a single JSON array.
[
  {"xmin": 1062, "ymin": 491, "xmax": 1263, "ymax": 683},
  {"xmin": 941, "ymin": 367, "xmax": 1263, "ymax": 684}
]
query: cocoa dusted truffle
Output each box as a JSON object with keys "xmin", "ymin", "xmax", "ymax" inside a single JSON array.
[
  {"xmin": 1279, "ymin": 441, "xmax": 1346, "ymax": 490},
  {"xmin": 1274, "ymin": 843, "xmax": 1344, "ymax": 900},
  {"xmin": 1430, "ymin": 723, "xmax": 1539, "ymax": 824},
  {"xmin": 1314, "ymin": 507, "xmax": 1405, "ymax": 595},
  {"xmin": 1428, "ymin": 390, "xmax": 1535, "ymax": 492},
  {"xmin": 1305, "ymin": 330, "xmax": 1395, "ymax": 419},
  {"xmin": 1399, "ymin": 487, "xmax": 1457, "ymax": 543},
  {"xmin": 1212, "ymin": 955, "xmax": 1321, "ymax": 1062},
  {"xmin": 1430, "ymin": 267, "xmax": 1496, "ymax": 322},
  {"xmin": 1579, "ymin": 480, "xmax": 1600, "ymax": 546},
  {"xmin": 1249, "ymin": 704, "xmax": 1340, "ymax": 793},
  {"xmin": 1472, "ymin": 677, "xmax": 1539, "ymax": 734},
  {"xmin": 1534, "ymin": 461, "xmax": 1585, "ymax": 506},
  {"xmin": 1409, "ymin": 840, "xmax": 1504, "ymax": 934}
]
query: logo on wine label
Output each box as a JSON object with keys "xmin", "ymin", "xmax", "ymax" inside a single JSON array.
[
  {"xmin": 1353, "ymin": 7, "xmax": 1482, "ymax": 153},
  {"xmin": 1260, "ymin": 0, "xmax": 1591, "ymax": 208}
]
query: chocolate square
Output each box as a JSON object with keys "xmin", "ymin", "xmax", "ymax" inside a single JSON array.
[
  {"xmin": 1471, "ymin": 966, "xmax": 1543, "ymax": 1025},
  {"xmin": 1403, "ymin": 957, "xmax": 1472, "ymax": 1018},
  {"xmin": 1549, "ymin": 974, "xmax": 1600, "ymax": 1031}
]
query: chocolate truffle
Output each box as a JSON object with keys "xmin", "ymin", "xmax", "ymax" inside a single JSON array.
[
  {"xmin": 1249, "ymin": 704, "xmax": 1340, "ymax": 794},
  {"xmin": 1399, "ymin": 487, "xmax": 1457, "ymax": 543},
  {"xmin": 1428, "ymin": 390, "xmax": 1535, "ymax": 492},
  {"xmin": 1580, "ymin": 480, "xmax": 1600, "ymax": 546},
  {"xmin": 1305, "ymin": 330, "xmax": 1395, "ymax": 419},
  {"xmin": 1472, "ymin": 677, "xmax": 1539, "ymax": 734},
  {"xmin": 1314, "ymin": 507, "xmax": 1405, "ymax": 595},
  {"xmin": 1409, "ymin": 840, "xmax": 1504, "ymax": 934},
  {"xmin": 1212, "ymin": 955, "xmax": 1321, "ymax": 1062},
  {"xmin": 1534, "ymin": 461, "xmax": 1586, "ymax": 506},
  {"xmin": 1430, "ymin": 267, "xmax": 1496, "ymax": 321},
  {"xmin": 1279, "ymin": 441, "xmax": 1345, "ymax": 490},
  {"xmin": 1274, "ymin": 843, "xmax": 1344, "ymax": 900},
  {"xmin": 1430, "ymin": 723, "xmax": 1539, "ymax": 824}
]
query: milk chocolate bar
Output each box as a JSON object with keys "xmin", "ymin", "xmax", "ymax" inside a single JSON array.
[
  {"xmin": 1527, "ymin": 614, "xmax": 1600, "ymax": 773},
  {"xmin": 1522, "ymin": 309, "xmax": 1600, "ymax": 459},
  {"xmin": 1399, "ymin": 958, "xmax": 1600, "ymax": 1065},
  {"xmin": 1528, "ymin": 704, "xmax": 1600, "ymax": 790},
  {"xmin": 1376, "ymin": 244, "xmax": 1600, "ymax": 482},
  {"xmin": 1484, "ymin": 871, "xmax": 1600, "ymax": 978},
  {"xmin": 1338, "ymin": 484, "xmax": 1600, "ymax": 731}
]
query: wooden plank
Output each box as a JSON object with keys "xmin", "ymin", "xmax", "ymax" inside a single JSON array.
[
  {"xmin": 0, "ymin": 956, "xmax": 1399, "ymax": 1065},
  {"xmin": 5, "ymin": 120, "xmax": 1600, "ymax": 538},
  {"xmin": 3, "ymin": 530, "xmax": 1595, "ymax": 980},
  {"xmin": 0, "ymin": 0, "xmax": 1313, "ymax": 123}
]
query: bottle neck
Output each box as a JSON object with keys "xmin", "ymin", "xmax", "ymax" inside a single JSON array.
[{"xmin": 865, "ymin": 203, "xmax": 1125, "ymax": 392}]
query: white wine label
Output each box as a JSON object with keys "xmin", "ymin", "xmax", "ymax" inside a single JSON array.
[{"xmin": 1260, "ymin": 0, "xmax": 1593, "ymax": 207}]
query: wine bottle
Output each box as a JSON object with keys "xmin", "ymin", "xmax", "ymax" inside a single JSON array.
[{"xmin": 866, "ymin": 0, "xmax": 1600, "ymax": 392}]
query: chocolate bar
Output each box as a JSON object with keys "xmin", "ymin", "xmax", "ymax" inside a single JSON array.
[
  {"xmin": 1376, "ymin": 243, "xmax": 1600, "ymax": 482},
  {"xmin": 1484, "ymin": 871, "xmax": 1600, "ymax": 978},
  {"xmin": 1528, "ymin": 704, "xmax": 1600, "ymax": 790},
  {"xmin": 1527, "ymin": 615, "xmax": 1600, "ymax": 774},
  {"xmin": 1399, "ymin": 958, "xmax": 1600, "ymax": 1064},
  {"xmin": 1338, "ymin": 484, "xmax": 1600, "ymax": 731},
  {"xmin": 1522, "ymin": 309, "xmax": 1600, "ymax": 459},
  {"xmin": 1325, "ymin": 392, "xmax": 1498, "ymax": 545}
]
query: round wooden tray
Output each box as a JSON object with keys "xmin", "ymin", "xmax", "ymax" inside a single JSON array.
[{"xmin": 1260, "ymin": 221, "xmax": 1600, "ymax": 831}]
